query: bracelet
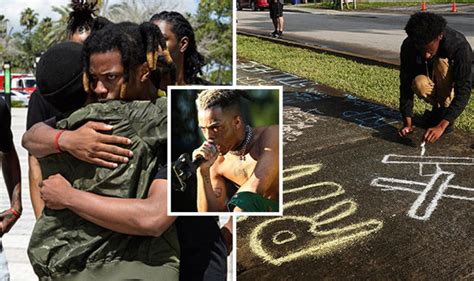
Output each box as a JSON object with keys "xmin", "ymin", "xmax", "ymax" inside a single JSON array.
[
  {"xmin": 9, "ymin": 208, "xmax": 21, "ymax": 218},
  {"xmin": 54, "ymin": 130, "xmax": 66, "ymax": 153}
]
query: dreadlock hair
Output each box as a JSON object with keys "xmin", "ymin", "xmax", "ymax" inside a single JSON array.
[
  {"xmin": 67, "ymin": 0, "xmax": 97, "ymax": 38},
  {"xmin": 150, "ymin": 11, "xmax": 205, "ymax": 84},
  {"xmin": 82, "ymin": 21, "xmax": 175, "ymax": 98},
  {"xmin": 196, "ymin": 89, "xmax": 250, "ymax": 114},
  {"xmin": 405, "ymin": 12, "xmax": 447, "ymax": 47}
]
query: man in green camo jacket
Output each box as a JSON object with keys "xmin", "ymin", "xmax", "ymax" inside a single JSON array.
[{"xmin": 24, "ymin": 22, "xmax": 179, "ymax": 280}]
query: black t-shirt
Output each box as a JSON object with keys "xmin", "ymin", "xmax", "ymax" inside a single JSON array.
[
  {"xmin": 0, "ymin": 98, "xmax": 14, "ymax": 153},
  {"xmin": 155, "ymin": 166, "xmax": 227, "ymax": 281},
  {"xmin": 26, "ymin": 89, "xmax": 62, "ymax": 130}
]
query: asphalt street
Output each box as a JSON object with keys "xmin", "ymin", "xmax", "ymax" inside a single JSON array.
[
  {"xmin": 236, "ymin": 59, "xmax": 473, "ymax": 279},
  {"xmin": 237, "ymin": 5, "xmax": 474, "ymax": 65}
]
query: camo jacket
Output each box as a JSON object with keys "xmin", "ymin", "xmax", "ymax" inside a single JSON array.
[{"xmin": 28, "ymin": 98, "xmax": 179, "ymax": 280}]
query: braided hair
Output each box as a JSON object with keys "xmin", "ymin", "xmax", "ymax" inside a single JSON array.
[
  {"xmin": 82, "ymin": 21, "xmax": 175, "ymax": 98},
  {"xmin": 150, "ymin": 11, "xmax": 205, "ymax": 84},
  {"xmin": 67, "ymin": 0, "xmax": 97, "ymax": 38}
]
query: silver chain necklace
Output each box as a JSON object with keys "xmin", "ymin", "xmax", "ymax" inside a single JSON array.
[{"xmin": 228, "ymin": 125, "xmax": 253, "ymax": 161}]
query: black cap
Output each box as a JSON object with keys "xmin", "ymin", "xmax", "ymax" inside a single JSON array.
[{"xmin": 36, "ymin": 41, "xmax": 87, "ymax": 113}]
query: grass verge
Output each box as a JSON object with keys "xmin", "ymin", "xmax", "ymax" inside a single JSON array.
[{"xmin": 237, "ymin": 34, "xmax": 473, "ymax": 132}]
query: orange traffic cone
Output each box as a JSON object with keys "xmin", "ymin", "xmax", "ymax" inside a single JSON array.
[
  {"xmin": 421, "ymin": 0, "xmax": 426, "ymax": 11},
  {"xmin": 451, "ymin": 1, "xmax": 456, "ymax": 12}
]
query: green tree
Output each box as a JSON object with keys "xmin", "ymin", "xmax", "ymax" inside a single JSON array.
[
  {"xmin": 20, "ymin": 8, "xmax": 39, "ymax": 33},
  {"xmin": 193, "ymin": 0, "xmax": 232, "ymax": 84},
  {"xmin": 0, "ymin": 15, "xmax": 9, "ymax": 38},
  {"xmin": 104, "ymin": 0, "xmax": 183, "ymax": 23},
  {"xmin": 45, "ymin": 5, "xmax": 71, "ymax": 46},
  {"xmin": 8, "ymin": 9, "xmax": 54, "ymax": 72}
]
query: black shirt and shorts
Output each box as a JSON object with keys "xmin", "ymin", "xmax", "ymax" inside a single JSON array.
[{"xmin": 269, "ymin": 0, "xmax": 284, "ymax": 19}]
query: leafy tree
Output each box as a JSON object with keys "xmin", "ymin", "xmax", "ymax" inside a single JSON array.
[
  {"xmin": 7, "ymin": 9, "xmax": 53, "ymax": 72},
  {"xmin": 0, "ymin": 15, "xmax": 9, "ymax": 38},
  {"xmin": 104, "ymin": 0, "xmax": 183, "ymax": 23},
  {"xmin": 45, "ymin": 5, "xmax": 71, "ymax": 46},
  {"xmin": 193, "ymin": 0, "xmax": 232, "ymax": 84},
  {"xmin": 20, "ymin": 8, "xmax": 39, "ymax": 33}
]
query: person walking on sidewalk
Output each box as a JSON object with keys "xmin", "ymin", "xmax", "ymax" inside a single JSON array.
[
  {"xmin": 399, "ymin": 12, "xmax": 472, "ymax": 143},
  {"xmin": 269, "ymin": 0, "xmax": 284, "ymax": 38},
  {"xmin": 0, "ymin": 98, "xmax": 22, "ymax": 280}
]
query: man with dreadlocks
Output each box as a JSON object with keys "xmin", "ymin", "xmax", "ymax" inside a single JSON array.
[
  {"xmin": 193, "ymin": 89, "xmax": 280, "ymax": 212},
  {"xmin": 67, "ymin": 0, "xmax": 97, "ymax": 43},
  {"xmin": 399, "ymin": 12, "xmax": 471, "ymax": 144},
  {"xmin": 150, "ymin": 11, "xmax": 207, "ymax": 85},
  {"xmin": 24, "ymin": 22, "xmax": 179, "ymax": 280},
  {"xmin": 150, "ymin": 11, "xmax": 234, "ymax": 281}
]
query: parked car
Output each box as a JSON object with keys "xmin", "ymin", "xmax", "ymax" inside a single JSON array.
[
  {"xmin": 237, "ymin": 0, "xmax": 269, "ymax": 11},
  {"xmin": 0, "ymin": 90, "xmax": 30, "ymax": 107},
  {"xmin": 0, "ymin": 74, "xmax": 37, "ymax": 94}
]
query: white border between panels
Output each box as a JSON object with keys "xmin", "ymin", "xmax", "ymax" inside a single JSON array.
[{"xmin": 167, "ymin": 85, "xmax": 284, "ymax": 218}]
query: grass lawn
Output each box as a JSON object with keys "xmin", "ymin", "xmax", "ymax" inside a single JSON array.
[{"xmin": 237, "ymin": 34, "xmax": 473, "ymax": 132}]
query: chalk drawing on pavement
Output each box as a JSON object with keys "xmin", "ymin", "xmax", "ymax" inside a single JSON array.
[
  {"xmin": 341, "ymin": 94, "xmax": 400, "ymax": 130},
  {"xmin": 284, "ymin": 107, "xmax": 326, "ymax": 144},
  {"xmin": 238, "ymin": 60, "xmax": 318, "ymax": 88},
  {"xmin": 283, "ymin": 91, "xmax": 327, "ymax": 104},
  {"xmin": 371, "ymin": 153, "xmax": 474, "ymax": 220},
  {"xmin": 247, "ymin": 164, "xmax": 383, "ymax": 266},
  {"xmin": 342, "ymin": 110, "xmax": 399, "ymax": 129},
  {"xmin": 238, "ymin": 61, "xmax": 399, "ymax": 131}
]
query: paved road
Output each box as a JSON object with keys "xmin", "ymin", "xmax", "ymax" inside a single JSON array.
[
  {"xmin": 237, "ymin": 5, "xmax": 474, "ymax": 64},
  {"xmin": 236, "ymin": 60, "xmax": 473, "ymax": 279}
]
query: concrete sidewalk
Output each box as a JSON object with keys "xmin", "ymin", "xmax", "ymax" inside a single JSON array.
[{"xmin": 0, "ymin": 108, "xmax": 36, "ymax": 281}]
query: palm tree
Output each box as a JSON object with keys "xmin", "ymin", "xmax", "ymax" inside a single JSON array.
[
  {"xmin": 45, "ymin": 5, "xmax": 71, "ymax": 46},
  {"xmin": 20, "ymin": 8, "xmax": 39, "ymax": 33},
  {"xmin": 104, "ymin": 0, "xmax": 184, "ymax": 23},
  {"xmin": 0, "ymin": 15, "xmax": 9, "ymax": 38}
]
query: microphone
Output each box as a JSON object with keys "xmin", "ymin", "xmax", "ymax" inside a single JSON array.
[
  {"xmin": 192, "ymin": 143, "xmax": 217, "ymax": 168},
  {"xmin": 172, "ymin": 144, "xmax": 216, "ymax": 192}
]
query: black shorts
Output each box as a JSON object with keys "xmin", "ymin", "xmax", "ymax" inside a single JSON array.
[{"xmin": 269, "ymin": 2, "xmax": 283, "ymax": 19}]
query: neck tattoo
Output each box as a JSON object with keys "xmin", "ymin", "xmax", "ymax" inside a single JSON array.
[{"xmin": 229, "ymin": 125, "xmax": 253, "ymax": 161}]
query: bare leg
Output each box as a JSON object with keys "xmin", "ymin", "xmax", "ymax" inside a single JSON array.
[
  {"xmin": 272, "ymin": 18, "xmax": 278, "ymax": 33},
  {"xmin": 278, "ymin": 16, "xmax": 284, "ymax": 33}
]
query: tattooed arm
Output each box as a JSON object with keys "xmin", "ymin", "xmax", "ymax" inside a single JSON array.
[
  {"xmin": 196, "ymin": 165, "xmax": 228, "ymax": 212},
  {"xmin": 193, "ymin": 141, "xmax": 228, "ymax": 212}
]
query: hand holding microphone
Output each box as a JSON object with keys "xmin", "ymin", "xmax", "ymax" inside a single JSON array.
[{"xmin": 192, "ymin": 141, "xmax": 218, "ymax": 169}]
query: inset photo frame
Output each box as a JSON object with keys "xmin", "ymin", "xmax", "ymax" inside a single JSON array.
[{"xmin": 167, "ymin": 86, "xmax": 283, "ymax": 216}]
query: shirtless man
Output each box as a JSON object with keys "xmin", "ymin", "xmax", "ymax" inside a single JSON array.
[{"xmin": 192, "ymin": 89, "xmax": 279, "ymax": 212}]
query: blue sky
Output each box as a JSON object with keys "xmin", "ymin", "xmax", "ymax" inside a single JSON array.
[{"xmin": 1, "ymin": 0, "xmax": 200, "ymax": 33}]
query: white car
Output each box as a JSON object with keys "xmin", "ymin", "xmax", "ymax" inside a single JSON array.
[{"xmin": 0, "ymin": 90, "xmax": 30, "ymax": 107}]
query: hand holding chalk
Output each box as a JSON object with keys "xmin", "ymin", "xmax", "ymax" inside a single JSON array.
[{"xmin": 398, "ymin": 126, "xmax": 414, "ymax": 137}]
